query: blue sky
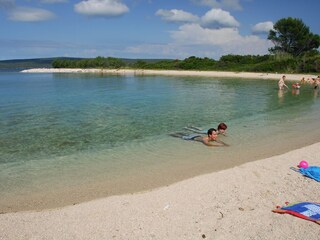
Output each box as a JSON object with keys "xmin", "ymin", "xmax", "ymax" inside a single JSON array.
[{"xmin": 0, "ymin": 0, "xmax": 319, "ymax": 60}]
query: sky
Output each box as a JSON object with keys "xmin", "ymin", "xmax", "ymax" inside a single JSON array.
[{"xmin": 0, "ymin": 0, "xmax": 319, "ymax": 60}]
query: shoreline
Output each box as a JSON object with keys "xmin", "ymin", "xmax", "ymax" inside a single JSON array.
[
  {"xmin": 1, "ymin": 142, "xmax": 320, "ymax": 239},
  {"xmin": 21, "ymin": 68, "xmax": 316, "ymax": 81}
]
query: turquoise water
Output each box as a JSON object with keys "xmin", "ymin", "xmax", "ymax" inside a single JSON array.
[{"xmin": 1, "ymin": 72, "xmax": 320, "ymax": 212}]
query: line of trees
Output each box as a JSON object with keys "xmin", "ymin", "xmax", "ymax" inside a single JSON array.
[
  {"xmin": 52, "ymin": 56, "xmax": 126, "ymax": 69},
  {"xmin": 52, "ymin": 53, "xmax": 320, "ymax": 73},
  {"xmin": 52, "ymin": 17, "xmax": 320, "ymax": 74}
]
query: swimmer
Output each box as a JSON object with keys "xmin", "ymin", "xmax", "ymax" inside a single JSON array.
[
  {"xmin": 292, "ymin": 83, "xmax": 300, "ymax": 89},
  {"xmin": 184, "ymin": 122, "xmax": 228, "ymax": 136},
  {"xmin": 201, "ymin": 128, "xmax": 229, "ymax": 147},
  {"xmin": 170, "ymin": 128, "xmax": 229, "ymax": 147},
  {"xmin": 217, "ymin": 122, "xmax": 228, "ymax": 136}
]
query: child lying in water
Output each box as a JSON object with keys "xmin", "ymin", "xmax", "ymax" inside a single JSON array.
[{"xmin": 184, "ymin": 122, "xmax": 228, "ymax": 136}]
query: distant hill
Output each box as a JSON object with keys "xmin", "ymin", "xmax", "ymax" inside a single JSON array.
[
  {"xmin": 0, "ymin": 57, "xmax": 173, "ymax": 70},
  {"xmin": 0, "ymin": 57, "xmax": 84, "ymax": 70}
]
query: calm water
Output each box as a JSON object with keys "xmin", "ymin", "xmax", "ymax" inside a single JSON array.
[{"xmin": 1, "ymin": 72, "xmax": 320, "ymax": 212}]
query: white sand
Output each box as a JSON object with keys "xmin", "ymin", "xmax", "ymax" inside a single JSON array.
[
  {"xmin": 21, "ymin": 68, "xmax": 317, "ymax": 81},
  {"xmin": 1, "ymin": 142, "xmax": 320, "ymax": 240}
]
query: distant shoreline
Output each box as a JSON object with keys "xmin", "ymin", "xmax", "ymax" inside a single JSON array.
[{"xmin": 21, "ymin": 68, "xmax": 315, "ymax": 81}]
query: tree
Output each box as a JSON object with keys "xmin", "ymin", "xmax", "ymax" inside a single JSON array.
[
  {"xmin": 268, "ymin": 17, "xmax": 320, "ymax": 57},
  {"xmin": 106, "ymin": 57, "xmax": 125, "ymax": 69}
]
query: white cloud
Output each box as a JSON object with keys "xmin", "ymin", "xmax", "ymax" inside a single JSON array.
[
  {"xmin": 126, "ymin": 23, "xmax": 272, "ymax": 59},
  {"xmin": 171, "ymin": 23, "xmax": 239, "ymax": 45},
  {"xmin": 74, "ymin": 0, "xmax": 129, "ymax": 17},
  {"xmin": 155, "ymin": 9, "xmax": 199, "ymax": 23},
  {"xmin": 190, "ymin": 0, "xmax": 242, "ymax": 11},
  {"xmin": 170, "ymin": 23, "xmax": 272, "ymax": 57},
  {"xmin": 219, "ymin": 35, "xmax": 272, "ymax": 56},
  {"xmin": 0, "ymin": 1, "xmax": 56, "ymax": 22},
  {"xmin": 8, "ymin": 6, "xmax": 55, "ymax": 21},
  {"xmin": 201, "ymin": 8, "xmax": 239, "ymax": 29},
  {"xmin": 252, "ymin": 21, "xmax": 274, "ymax": 34}
]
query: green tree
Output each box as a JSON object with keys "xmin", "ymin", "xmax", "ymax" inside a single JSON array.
[
  {"xmin": 268, "ymin": 17, "xmax": 320, "ymax": 57},
  {"xmin": 178, "ymin": 56, "xmax": 216, "ymax": 70},
  {"xmin": 94, "ymin": 56, "xmax": 105, "ymax": 68},
  {"xmin": 106, "ymin": 57, "xmax": 125, "ymax": 68}
]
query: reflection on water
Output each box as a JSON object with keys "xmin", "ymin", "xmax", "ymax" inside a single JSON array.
[
  {"xmin": 1, "ymin": 73, "xmax": 320, "ymax": 212},
  {"xmin": 292, "ymin": 89, "xmax": 300, "ymax": 95},
  {"xmin": 278, "ymin": 89, "xmax": 285, "ymax": 104}
]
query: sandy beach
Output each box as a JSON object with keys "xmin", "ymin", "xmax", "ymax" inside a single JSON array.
[
  {"xmin": 2, "ymin": 69, "xmax": 319, "ymax": 239},
  {"xmin": 21, "ymin": 68, "xmax": 317, "ymax": 82},
  {"xmin": 1, "ymin": 142, "xmax": 320, "ymax": 239}
]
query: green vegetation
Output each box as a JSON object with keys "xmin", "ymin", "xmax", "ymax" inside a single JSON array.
[
  {"xmin": 1, "ymin": 17, "xmax": 319, "ymax": 74},
  {"xmin": 52, "ymin": 56, "xmax": 126, "ymax": 69},
  {"xmin": 49, "ymin": 53, "xmax": 320, "ymax": 73},
  {"xmin": 268, "ymin": 18, "xmax": 320, "ymax": 57}
]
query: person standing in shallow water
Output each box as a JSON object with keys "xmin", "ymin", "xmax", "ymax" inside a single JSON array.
[{"xmin": 278, "ymin": 75, "xmax": 289, "ymax": 90}]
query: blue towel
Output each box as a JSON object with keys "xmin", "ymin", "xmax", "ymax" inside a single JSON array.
[
  {"xmin": 299, "ymin": 166, "xmax": 320, "ymax": 182},
  {"xmin": 273, "ymin": 202, "xmax": 320, "ymax": 223}
]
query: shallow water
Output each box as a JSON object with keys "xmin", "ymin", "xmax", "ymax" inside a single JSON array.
[{"xmin": 1, "ymin": 72, "xmax": 320, "ymax": 212}]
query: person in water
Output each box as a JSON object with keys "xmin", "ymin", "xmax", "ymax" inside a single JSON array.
[
  {"xmin": 184, "ymin": 122, "xmax": 228, "ymax": 136},
  {"xmin": 200, "ymin": 128, "xmax": 229, "ymax": 147},
  {"xmin": 170, "ymin": 128, "xmax": 229, "ymax": 147},
  {"xmin": 217, "ymin": 122, "xmax": 227, "ymax": 136},
  {"xmin": 278, "ymin": 75, "xmax": 289, "ymax": 90},
  {"xmin": 313, "ymin": 76, "xmax": 320, "ymax": 89}
]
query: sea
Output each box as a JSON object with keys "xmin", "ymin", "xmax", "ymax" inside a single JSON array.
[{"xmin": 1, "ymin": 71, "xmax": 320, "ymax": 212}]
